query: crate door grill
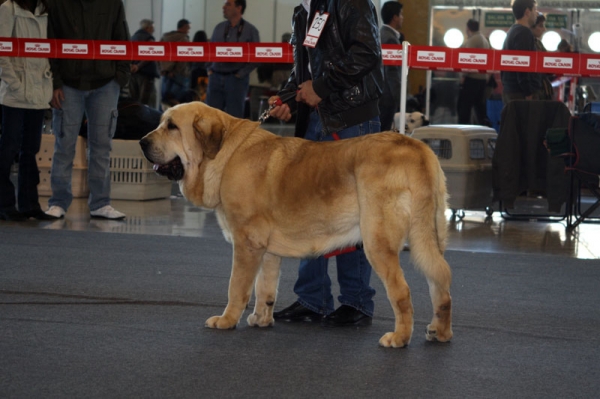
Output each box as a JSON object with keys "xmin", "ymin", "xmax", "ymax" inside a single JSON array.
[
  {"xmin": 110, "ymin": 156, "xmax": 152, "ymax": 184},
  {"xmin": 469, "ymin": 139, "xmax": 485, "ymax": 160},
  {"xmin": 422, "ymin": 138, "xmax": 452, "ymax": 159}
]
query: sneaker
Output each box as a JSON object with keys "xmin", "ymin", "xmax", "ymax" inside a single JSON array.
[
  {"xmin": 45, "ymin": 206, "xmax": 66, "ymax": 219},
  {"xmin": 90, "ymin": 205, "xmax": 126, "ymax": 220}
]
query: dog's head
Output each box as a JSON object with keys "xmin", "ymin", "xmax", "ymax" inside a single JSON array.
[
  {"xmin": 405, "ymin": 112, "xmax": 429, "ymax": 135},
  {"xmin": 139, "ymin": 102, "xmax": 228, "ymax": 181}
]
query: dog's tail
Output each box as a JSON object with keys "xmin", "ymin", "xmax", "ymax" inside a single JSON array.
[{"xmin": 407, "ymin": 148, "xmax": 450, "ymax": 284}]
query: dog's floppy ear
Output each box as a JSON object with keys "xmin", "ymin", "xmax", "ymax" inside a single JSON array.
[
  {"xmin": 422, "ymin": 116, "xmax": 430, "ymax": 127},
  {"xmin": 193, "ymin": 114, "xmax": 223, "ymax": 160}
]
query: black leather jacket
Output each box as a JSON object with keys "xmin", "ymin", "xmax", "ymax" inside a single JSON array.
[{"xmin": 279, "ymin": 0, "xmax": 384, "ymax": 136}]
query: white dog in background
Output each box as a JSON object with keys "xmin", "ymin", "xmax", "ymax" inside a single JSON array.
[{"xmin": 393, "ymin": 111, "xmax": 430, "ymax": 135}]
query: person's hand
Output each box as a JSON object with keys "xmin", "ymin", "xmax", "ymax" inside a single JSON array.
[
  {"xmin": 268, "ymin": 95, "xmax": 292, "ymax": 122},
  {"xmin": 50, "ymin": 88, "xmax": 65, "ymax": 109},
  {"xmin": 131, "ymin": 64, "xmax": 139, "ymax": 73},
  {"xmin": 525, "ymin": 95, "xmax": 533, "ymax": 100},
  {"xmin": 296, "ymin": 80, "xmax": 322, "ymax": 108}
]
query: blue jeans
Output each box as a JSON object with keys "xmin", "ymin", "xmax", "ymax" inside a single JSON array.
[
  {"xmin": 295, "ymin": 110, "xmax": 380, "ymax": 317},
  {"xmin": 0, "ymin": 105, "xmax": 45, "ymax": 213},
  {"xmin": 49, "ymin": 80, "xmax": 119, "ymax": 211},
  {"xmin": 206, "ymin": 72, "xmax": 249, "ymax": 118}
]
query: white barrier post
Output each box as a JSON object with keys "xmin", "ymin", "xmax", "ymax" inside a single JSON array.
[
  {"xmin": 425, "ymin": 70, "xmax": 432, "ymax": 122},
  {"xmin": 568, "ymin": 77, "xmax": 578, "ymax": 113},
  {"xmin": 399, "ymin": 41, "xmax": 410, "ymax": 134}
]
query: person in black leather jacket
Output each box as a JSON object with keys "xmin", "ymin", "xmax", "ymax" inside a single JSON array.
[{"xmin": 269, "ymin": 0, "xmax": 383, "ymax": 328}]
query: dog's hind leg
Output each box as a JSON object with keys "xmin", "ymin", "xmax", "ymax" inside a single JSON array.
[
  {"xmin": 410, "ymin": 238, "xmax": 452, "ymax": 342},
  {"xmin": 247, "ymin": 253, "xmax": 281, "ymax": 327},
  {"xmin": 361, "ymin": 203, "xmax": 414, "ymax": 348},
  {"xmin": 205, "ymin": 244, "xmax": 265, "ymax": 330},
  {"xmin": 424, "ymin": 272, "xmax": 452, "ymax": 342},
  {"xmin": 408, "ymin": 180, "xmax": 453, "ymax": 343}
]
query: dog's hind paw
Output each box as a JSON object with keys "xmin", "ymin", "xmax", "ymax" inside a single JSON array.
[
  {"xmin": 247, "ymin": 313, "xmax": 274, "ymax": 327},
  {"xmin": 205, "ymin": 315, "xmax": 237, "ymax": 330},
  {"xmin": 426, "ymin": 328, "xmax": 437, "ymax": 341},
  {"xmin": 425, "ymin": 325, "xmax": 453, "ymax": 342}
]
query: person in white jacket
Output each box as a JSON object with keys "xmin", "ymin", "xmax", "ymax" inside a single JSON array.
[{"xmin": 0, "ymin": 0, "xmax": 54, "ymax": 221}]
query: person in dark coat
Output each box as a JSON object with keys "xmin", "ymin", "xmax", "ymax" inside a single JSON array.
[
  {"xmin": 379, "ymin": 1, "xmax": 404, "ymax": 131},
  {"xmin": 130, "ymin": 19, "xmax": 160, "ymax": 108}
]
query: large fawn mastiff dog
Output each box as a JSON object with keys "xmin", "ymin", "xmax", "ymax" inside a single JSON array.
[{"xmin": 139, "ymin": 102, "xmax": 453, "ymax": 348}]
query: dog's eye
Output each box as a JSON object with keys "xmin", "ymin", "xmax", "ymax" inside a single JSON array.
[{"xmin": 167, "ymin": 122, "xmax": 178, "ymax": 131}]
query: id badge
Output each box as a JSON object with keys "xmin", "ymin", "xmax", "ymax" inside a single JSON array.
[{"xmin": 303, "ymin": 12, "xmax": 330, "ymax": 48}]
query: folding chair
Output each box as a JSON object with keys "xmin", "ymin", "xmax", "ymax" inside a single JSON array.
[
  {"xmin": 564, "ymin": 113, "xmax": 600, "ymax": 229},
  {"xmin": 492, "ymin": 100, "xmax": 572, "ymax": 221}
]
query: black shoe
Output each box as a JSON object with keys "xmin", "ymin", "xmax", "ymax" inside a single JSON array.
[
  {"xmin": 21, "ymin": 209, "xmax": 60, "ymax": 220},
  {"xmin": 321, "ymin": 305, "xmax": 372, "ymax": 328},
  {"xmin": 273, "ymin": 301, "xmax": 322, "ymax": 322},
  {"xmin": 0, "ymin": 209, "xmax": 26, "ymax": 221}
]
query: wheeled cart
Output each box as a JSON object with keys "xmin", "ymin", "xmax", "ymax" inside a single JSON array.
[{"xmin": 411, "ymin": 125, "xmax": 498, "ymax": 218}]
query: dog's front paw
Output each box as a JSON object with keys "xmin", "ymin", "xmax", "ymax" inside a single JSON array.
[
  {"xmin": 205, "ymin": 315, "xmax": 237, "ymax": 330},
  {"xmin": 247, "ymin": 313, "xmax": 274, "ymax": 327},
  {"xmin": 378, "ymin": 332, "xmax": 411, "ymax": 348}
]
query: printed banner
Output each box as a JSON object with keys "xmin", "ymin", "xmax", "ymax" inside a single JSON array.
[
  {"xmin": 537, "ymin": 52, "xmax": 580, "ymax": 76},
  {"xmin": 453, "ymin": 48, "xmax": 495, "ymax": 73},
  {"xmin": 133, "ymin": 42, "xmax": 169, "ymax": 61},
  {"xmin": 1, "ymin": 38, "xmax": 599, "ymax": 77},
  {"xmin": 580, "ymin": 53, "xmax": 600, "ymax": 77},
  {"xmin": 381, "ymin": 44, "xmax": 403, "ymax": 66},
  {"xmin": 211, "ymin": 43, "xmax": 248, "ymax": 63},
  {"xmin": 93, "ymin": 40, "xmax": 131, "ymax": 61},
  {"xmin": 249, "ymin": 44, "xmax": 293, "ymax": 63},
  {"xmin": 410, "ymin": 46, "xmax": 453, "ymax": 70},
  {"xmin": 22, "ymin": 40, "xmax": 54, "ymax": 58},
  {"xmin": 494, "ymin": 50, "xmax": 536, "ymax": 73},
  {"xmin": 0, "ymin": 38, "xmax": 17, "ymax": 56}
]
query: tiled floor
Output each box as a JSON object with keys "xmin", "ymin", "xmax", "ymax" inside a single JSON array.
[{"xmin": 8, "ymin": 193, "xmax": 590, "ymax": 260}]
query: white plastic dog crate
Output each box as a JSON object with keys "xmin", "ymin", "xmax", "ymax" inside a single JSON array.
[
  {"xmin": 411, "ymin": 125, "xmax": 498, "ymax": 217},
  {"xmin": 36, "ymin": 134, "xmax": 89, "ymax": 198},
  {"xmin": 109, "ymin": 139, "xmax": 172, "ymax": 200}
]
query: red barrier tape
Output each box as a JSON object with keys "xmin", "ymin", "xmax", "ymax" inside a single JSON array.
[
  {"xmin": 0, "ymin": 38, "xmax": 294, "ymax": 63},
  {"xmin": 409, "ymin": 45, "xmax": 599, "ymax": 77},
  {"xmin": 1, "ymin": 38, "xmax": 600, "ymax": 77}
]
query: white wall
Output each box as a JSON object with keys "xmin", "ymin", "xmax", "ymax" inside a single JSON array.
[
  {"xmin": 124, "ymin": 0, "xmax": 163, "ymax": 38},
  {"xmin": 124, "ymin": 0, "xmax": 384, "ymax": 42},
  {"xmin": 184, "ymin": 0, "xmax": 207, "ymax": 34},
  {"xmin": 274, "ymin": 0, "xmax": 300, "ymax": 42}
]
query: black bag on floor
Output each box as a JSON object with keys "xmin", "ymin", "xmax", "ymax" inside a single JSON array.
[
  {"xmin": 79, "ymin": 98, "xmax": 162, "ymax": 141},
  {"xmin": 114, "ymin": 98, "xmax": 162, "ymax": 140}
]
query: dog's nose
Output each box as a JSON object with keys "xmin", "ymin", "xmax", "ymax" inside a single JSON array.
[{"xmin": 139, "ymin": 138, "xmax": 149, "ymax": 153}]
